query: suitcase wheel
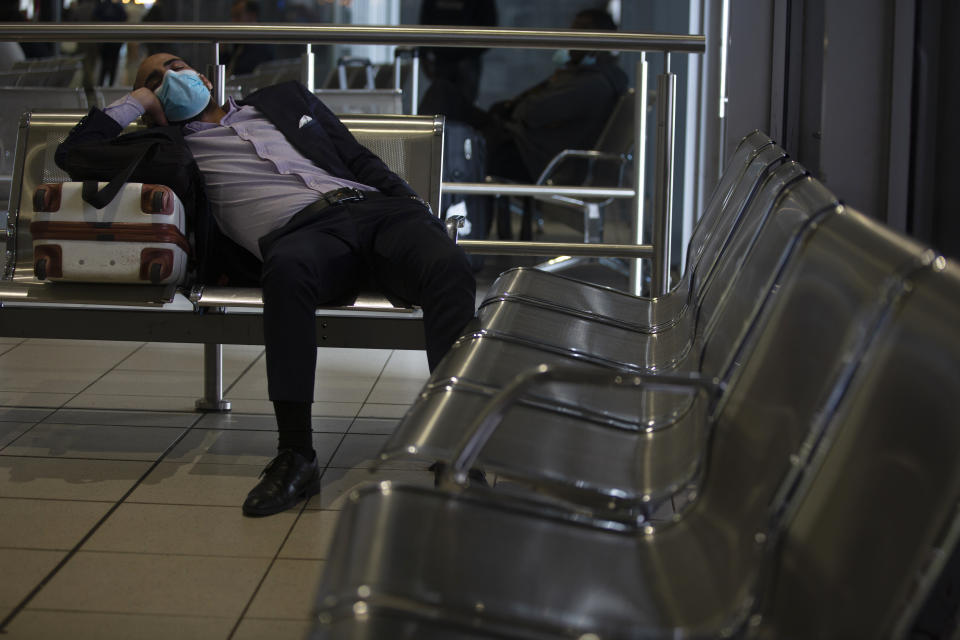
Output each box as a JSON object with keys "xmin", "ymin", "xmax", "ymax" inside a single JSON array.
[
  {"xmin": 151, "ymin": 190, "xmax": 165, "ymax": 213},
  {"xmin": 140, "ymin": 248, "xmax": 174, "ymax": 284},
  {"xmin": 141, "ymin": 185, "xmax": 170, "ymax": 214},
  {"xmin": 33, "ymin": 245, "xmax": 62, "ymax": 280},
  {"xmin": 33, "ymin": 183, "xmax": 63, "ymax": 213}
]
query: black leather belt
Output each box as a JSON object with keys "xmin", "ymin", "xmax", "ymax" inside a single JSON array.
[
  {"xmin": 301, "ymin": 187, "xmax": 382, "ymax": 216},
  {"xmin": 260, "ymin": 187, "xmax": 427, "ymax": 255},
  {"xmin": 321, "ymin": 187, "xmax": 372, "ymax": 206}
]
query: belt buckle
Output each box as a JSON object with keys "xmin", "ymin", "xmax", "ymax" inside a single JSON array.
[{"xmin": 333, "ymin": 187, "xmax": 364, "ymax": 205}]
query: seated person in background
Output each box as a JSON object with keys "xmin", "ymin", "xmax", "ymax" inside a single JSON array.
[
  {"xmin": 439, "ymin": 8, "xmax": 628, "ymax": 183},
  {"xmin": 57, "ymin": 53, "xmax": 476, "ymax": 518}
]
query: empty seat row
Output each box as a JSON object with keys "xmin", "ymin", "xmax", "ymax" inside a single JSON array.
[
  {"xmin": 309, "ymin": 131, "xmax": 960, "ymax": 638},
  {"xmin": 0, "ymin": 55, "xmax": 83, "ymax": 87}
]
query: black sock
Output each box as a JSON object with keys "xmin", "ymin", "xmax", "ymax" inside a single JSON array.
[{"xmin": 274, "ymin": 400, "xmax": 315, "ymax": 458}]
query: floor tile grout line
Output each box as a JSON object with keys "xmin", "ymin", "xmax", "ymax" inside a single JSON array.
[
  {"xmin": 16, "ymin": 606, "xmax": 315, "ymax": 623},
  {"xmin": 72, "ymin": 341, "xmax": 150, "ymax": 398},
  {"xmin": 0, "ymin": 341, "xmax": 25, "ymax": 359},
  {"xmin": 0, "ymin": 453, "xmax": 198, "ymax": 464},
  {"xmin": 7, "ymin": 547, "xmax": 320, "ymax": 561},
  {"xmin": 318, "ymin": 350, "xmax": 394, "ymax": 482},
  {"xmin": 0, "ymin": 496, "xmax": 115, "ymax": 505},
  {"xmin": 225, "ymin": 351, "xmax": 396, "ymax": 639},
  {"xmin": 0, "ymin": 411, "xmax": 57, "ymax": 455},
  {"xmin": 16, "ymin": 606, "xmax": 240, "ymax": 620},
  {"xmin": 0, "ymin": 546, "xmax": 315, "ymax": 563},
  {"xmin": 220, "ymin": 348, "xmax": 267, "ymax": 401},
  {"xmin": 0, "ymin": 415, "xmax": 204, "ymax": 633},
  {"xmin": 38, "ymin": 341, "xmax": 150, "ymax": 416},
  {"xmin": 225, "ymin": 496, "xmax": 315, "ymax": 639}
]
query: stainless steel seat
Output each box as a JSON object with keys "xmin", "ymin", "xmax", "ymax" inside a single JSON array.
[
  {"xmin": 483, "ymin": 130, "xmax": 777, "ymax": 331},
  {"xmin": 0, "ymin": 107, "xmax": 449, "ymax": 405},
  {"xmin": 3, "ymin": 109, "xmax": 442, "ymax": 308},
  {"xmin": 475, "ymin": 157, "xmax": 808, "ymax": 372},
  {"xmin": 0, "ymin": 88, "xmax": 88, "ymax": 214},
  {"xmin": 752, "ymin": 258, "xmax": 960, "ymax": 639},
  {"xmin": 379, "ymin": 197, "xmax": 913, "ymax": 518},
  {"xmin": 313, "ymin": 211, "xmax": 935, "ymax": 639},
  {"xmin": 379, "ymin": 165, "xmax": 837, "ymax": 515}
]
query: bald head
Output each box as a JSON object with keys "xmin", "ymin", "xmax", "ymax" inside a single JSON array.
[{"xmin": 135, "ymin": 53, "xmax": 209, "ymax": 92}]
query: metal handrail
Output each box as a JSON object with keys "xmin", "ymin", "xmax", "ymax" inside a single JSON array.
[
  {"xmin": 0, "ymin": 23, "xmax": 703, "ymax": 297},
  {"xmin": 0, "ymin": 23, "xmax": 704, "ymax": 52},
  {"xmin": 443, "ymin": 183, "xmax": 636, "ymax": 199},
  {"xmin": 458, "ymin": 240, "xmax": 652, "ymax": 258}
]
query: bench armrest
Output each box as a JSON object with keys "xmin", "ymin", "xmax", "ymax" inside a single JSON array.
[
  {"xmin": 444, "ymin": 214, "xmax": 465, "ymax": 242},
  {"xmin": 536, "ymin": 149, "xmax": 629, "ymax": 185}
]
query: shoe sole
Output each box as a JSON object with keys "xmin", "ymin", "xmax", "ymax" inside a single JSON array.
[{"xmin": 242, "ymin": 475, "xmax": 322, "ymax": 518}]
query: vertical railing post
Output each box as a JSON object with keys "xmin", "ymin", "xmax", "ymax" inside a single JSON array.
[
  {"xmin": 198, "ymin": 42, "xmax": 231, "ymax": 413},
  {"xmin": 303, "ymin": 43, "xmax": 316, "ymax": 92},
  {"xmin": 410, "ymin": 48, "xmax": 420, "ymax": 115},
  {"xmin": 394, "ymin": 48, "xmax": 403, "ymax": 90},
  {"xmin": 209, "ymin": 41, "xmax": 226, "ymax": 105},
  {"xmin": 629, "ymin": 53, "xmax": 648, "ymax": 296},
  {"xmin": 652, "ymin": 53, "xmax": 677, "ymax": 297}
]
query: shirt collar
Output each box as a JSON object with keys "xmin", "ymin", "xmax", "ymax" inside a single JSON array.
[{"xmin": 183, "ymin": 96, "xmax": 241, "ymax": 133}]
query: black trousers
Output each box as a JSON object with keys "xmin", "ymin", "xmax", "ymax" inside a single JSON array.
[{"xmin": 258, "ymin": 195, "xmax": 476, "ymax": 403}]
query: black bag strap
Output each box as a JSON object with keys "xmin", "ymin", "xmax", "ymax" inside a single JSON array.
[{"xmin": 80, "ymin": 139, "xmax": 161, "ymax": 209}]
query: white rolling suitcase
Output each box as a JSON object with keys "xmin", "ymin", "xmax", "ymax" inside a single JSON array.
[{"xmin": 30, "ymin": 181, "xmax": 190, "ymax": 285}]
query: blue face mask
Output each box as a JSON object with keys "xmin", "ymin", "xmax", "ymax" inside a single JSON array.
[
  {"xmin": 155, "ymin": 69, "xmax": 210, "ymax": 122},
  {"xmin": 552, "ymin": 49, "xmax": 571, "ymax": 67}
]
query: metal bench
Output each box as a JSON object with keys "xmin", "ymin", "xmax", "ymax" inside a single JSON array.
[
  {"xmin": 482, "ymin": 130, "xmax": 777, "ymax": 331},
  {"xmin": 0, "ymin": 87, "xmax": 89, "ymax": 215},
  {"xmin": 473, "ymin": 148, "xmax": 796, "ymax": 372},
  {"xmin": 753, "ymin": 256, "xmax": 960, "ymax": 638},
  {"xmin": 376, "ymin": 155, "xmax": 824, "ymax": 518},
  {"xmin": 0, "ymin": 108, "xmax": 446, "ymax": 410},
  {"xmin": 311, "ymin": 89, "xmax": 403, "ymax": 115},
  {"xmin": 311, "ymin": 204, "xmax": 940, "ymax": 638},
  {"xmin": 2, "ymin": 55, "xmax": 83, "ymax": 88}
]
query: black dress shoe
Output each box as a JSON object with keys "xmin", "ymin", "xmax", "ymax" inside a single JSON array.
[{"xmin": 243, "ymin": 449, "xmax": 321, "ymax": 517}]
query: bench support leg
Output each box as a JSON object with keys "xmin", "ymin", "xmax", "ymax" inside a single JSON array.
[{"xmin": 195, "ymin": 343, "xmax": 232, "ymax": 412}]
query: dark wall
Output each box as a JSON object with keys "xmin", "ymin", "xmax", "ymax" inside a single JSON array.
[
  {"xmin": 724, "ymin": 0, "xmax": 959, "ymax": 257},
  {"xmin": 927, "ymin": 0, "xmax": 960, "ymax": 259}
]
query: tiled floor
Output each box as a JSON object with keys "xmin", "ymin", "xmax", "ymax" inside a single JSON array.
[{"xmin": 0, "ymin": 338, "xmax": 436, "ymax": 639}]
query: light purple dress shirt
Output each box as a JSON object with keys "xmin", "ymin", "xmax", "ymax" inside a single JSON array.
[{"xmin": 104, "ymin": 95, "xmax": 375, "ymax": 259}]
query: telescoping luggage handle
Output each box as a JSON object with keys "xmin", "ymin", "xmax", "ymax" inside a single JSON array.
[{"xmin": 80, "ymin": 139, "xmax": 162, "ymax": 210}]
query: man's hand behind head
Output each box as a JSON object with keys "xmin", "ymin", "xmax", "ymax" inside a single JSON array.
[{"xmin": 131, "ymin": 86, "xmax": 169, "ymax": 127}]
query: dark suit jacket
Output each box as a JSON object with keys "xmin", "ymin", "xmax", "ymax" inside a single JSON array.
[
  {"xmin": 57, "ymin": 81, "xmax": 416, "ymax": 199},
  {"xmin": 55, "ymin": 81, "xmax": 418, "ymax": 284}
]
